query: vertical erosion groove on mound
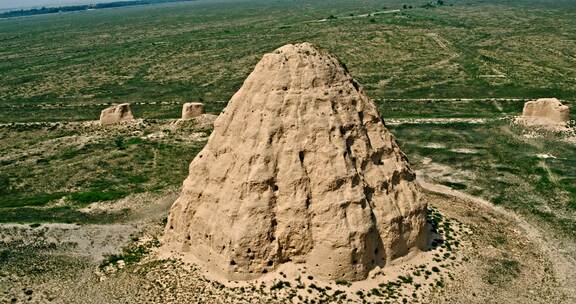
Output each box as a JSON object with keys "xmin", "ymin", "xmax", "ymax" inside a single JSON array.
[{"xmin": 162, "ymin": 43, "xmax": 428, "ymax": 281}]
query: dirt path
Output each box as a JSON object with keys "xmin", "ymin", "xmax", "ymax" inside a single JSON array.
[
  {"xmin": 386, "ymin": 117, "xmax": 496, "ymax": 125},
  {"xmin": 419, "ymin": 180, "xmax": 576, "ymax": 302},
  {"xmin": 426, "ymin": 32, "xmax": 459, "ymax": 59},
  {"xmin": 378, "ymin": 98, "xmax": 528, "ymax": 102},
  {"xmin": 307, "ymin": 9, "xmax": 401, "ymax": 23},
  {"xmin": 0, "ymin": 100, "xmax": 229, "ymax": 109}
]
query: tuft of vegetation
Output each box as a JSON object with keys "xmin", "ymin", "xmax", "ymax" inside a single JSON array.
[
  {"xmin": 270, "ymin": 280, "xmax": 291, "ymax": 291},
  {"xmin": 100, "ymin": 238, "xmax": 160, "ymax": 270},
  {"xmin": 335, "ymin": 279, "xmax": 351, "ymax": 287},
  {"xmin": 485, "ymin": 259, "xmax": 521, "ymax": 285}
]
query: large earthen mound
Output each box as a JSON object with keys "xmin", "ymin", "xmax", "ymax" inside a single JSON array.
[
  {"xmin": 521, "ymin": 98, "xmax": 570, "ymax": 126},
  {"xmin": 100, "ymin": 103, "xmax": 134, "ymax": 125},
  {"xmin": 162, "ymin": 43, "xmax": 428, "ymax": 281}
]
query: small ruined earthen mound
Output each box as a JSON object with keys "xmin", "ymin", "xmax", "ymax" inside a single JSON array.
[
  {"xmin": 521, "ymin": 98, "xmax": 570, "ymax": 126},
  {"xmin": 182, "ymin": 102, "xmax": 205, "ymax": 120},
  {"xmin": 162, "ymin": 43, "xmax": 428, "ymax": 281},
  {"xmin": 100, "ymin": 103, "xmax": 134, "ymax": 125}
]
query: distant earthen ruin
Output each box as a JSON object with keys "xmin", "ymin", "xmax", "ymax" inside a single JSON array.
[
  {"xmin": 182, "ymin": 102, "xmax": 205, "ymax": 120},
  {"xmin": 521, "ymin": 98, "xmax": 570, "ymax": 127},
  {"xmin": 162, "ymin": 43, "xmax": 428, "ymax": 281},
  {"xmin": 100, "ymin": 103, "xmax": 134, "ymax": 125}
]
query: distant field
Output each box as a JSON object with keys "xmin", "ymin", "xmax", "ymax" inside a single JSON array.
[{"xmin": 0, "ymin": 0, "xmax": 575, "ymax": 123}]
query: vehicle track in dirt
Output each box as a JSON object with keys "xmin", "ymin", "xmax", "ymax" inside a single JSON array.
[{"xmin": 420, "ymin": 180, "xmax": 576, "ymax": 303}]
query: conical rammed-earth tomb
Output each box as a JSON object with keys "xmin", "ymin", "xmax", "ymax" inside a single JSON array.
[{"xmin": 162, "ymin": 43, "xmax": 428, "ymax": 281}]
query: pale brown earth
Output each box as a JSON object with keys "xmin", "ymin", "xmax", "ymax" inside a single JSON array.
[
  {"xmin": 100, "ymin": 103, "xmax": 135, "ymax": 125},
  {"xmin": 181, "ymin": 102, "xmax": 205, "ymax": 120},
  {"xmin": 161, "ymin": 43, "xmax": 428, "ymax": 282}
]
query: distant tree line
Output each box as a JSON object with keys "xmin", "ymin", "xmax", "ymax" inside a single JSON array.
[{"xmin": 0, "ymin": 0, "xmax": 197, "ymax": 18}]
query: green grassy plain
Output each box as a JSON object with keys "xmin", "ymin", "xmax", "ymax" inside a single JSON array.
[
  {"xmin": 0, "ymin": 0, "xmax": 575, "ymax": 123},
  {"xmin": 389, "ymin": 118, "xmax": 576, "ymax": 238},
  {"xmin": 0, "ymin": 121, "xmax": 207, "ymax": 223}
]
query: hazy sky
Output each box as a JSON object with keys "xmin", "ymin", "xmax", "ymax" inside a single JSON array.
[{"xmin": 0, "ymin": 0, "xmax": 134, "ymax": 10}]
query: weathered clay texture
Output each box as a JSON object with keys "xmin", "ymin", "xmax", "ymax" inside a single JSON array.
[
  {"xmin": 163, "ymin": 43, "xmax": 428, "ymax": 281},
  {"xmin": 522, "ymin": 98, "xmax": 570, "ymax": 125},
  {"xmin": 100, "ymin": 103, "xmax": 134, "ymax": 125},
  {"xmin": 182, "ymin": 102, "xmax": 206, "ymax": 120}
]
